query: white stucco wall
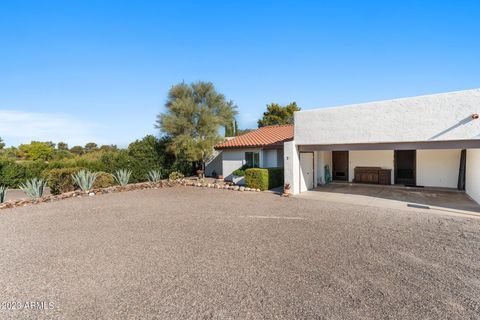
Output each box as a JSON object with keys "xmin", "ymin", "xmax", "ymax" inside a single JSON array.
[
  {"xmin": 222, "ymin": 148, "xmax": 262, "ymax": 180},
  {"xmin": 284, "ymin": 141, "xmax": 300, "ymax": 194},
  {"xmin": 348, "ymin": 151, "xmax": 394, "ymax": 183},
  {"xmin": 466, "ymin": 149, "xmax": 480, "ymax": 204},
  {"xmin": 416, "ymin": 149, "xmax": 461, "ymax": 188},
  {"xmin": 263, "ymin": 149, "xmax": 277, "ymax": 168},
  {"xmin": 295, "ymin": 89, "xmax": 480, "ymax": 145},
  {"xmin": 205, "ymin": 151, "xmax": 223, "ymax": 177}
]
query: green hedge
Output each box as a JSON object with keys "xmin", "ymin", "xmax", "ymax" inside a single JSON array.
[
  {"xmin": 0, "ymin": 161, "xmax": 26, "ymax": 187},
  {"xmin": 267, "ymin": 167, "xmax": 284, "ymax": 189},
  {"xmin": 245, "ymin": 168, "xmax": 269, "ymax": 190},
  {"xmin": 245, "ymin": 167, "xmax": 284, "ymax": 191}
]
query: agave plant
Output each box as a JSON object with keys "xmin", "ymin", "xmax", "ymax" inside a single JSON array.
[
  {"xmin": 114, "ymin": 169, "xmax": 132, "ymax": 186},
  {"xmin": 0, "ymin": 185, "xmax": 7, "ymax": 203},
  {"xmin": 147, "ymin": 169, "xmax": 162, "ymax": 182},
  {"xmin": 19, "ymin": 178, "xmax": 46, "ymax": 199},
  {"xmin": 72, "ymin": 170, "xmax": 98, "ymax": 191}
]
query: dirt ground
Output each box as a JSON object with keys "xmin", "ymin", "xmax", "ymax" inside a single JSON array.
[{"xmin": 0, "ymin": 186, "xmax": 479, "ymax": 319}]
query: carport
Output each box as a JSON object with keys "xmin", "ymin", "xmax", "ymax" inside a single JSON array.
[
  {"xmin": 284, "ymin": 89, "xmax": 480, "ymax": 204},
  {"xmin": 298, "ymin": 183, "xmax": 480, "ymax": 215}
]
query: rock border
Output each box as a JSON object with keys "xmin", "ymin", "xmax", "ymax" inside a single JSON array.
[
  {"xmin": 182, "ymin": 180, "xmax": 260, "ymax": 192},
  {"xmin": 0, "ymin": 179, "xmax": 262, "ymax": 211},
  {"xmin": 0, "ymin": 181, "xmax": 178, "ymax": 210}
]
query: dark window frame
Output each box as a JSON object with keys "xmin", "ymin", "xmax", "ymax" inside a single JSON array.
[{"xmin": 245, "ymin": 151, "xmax": 260, "ymax": 168}]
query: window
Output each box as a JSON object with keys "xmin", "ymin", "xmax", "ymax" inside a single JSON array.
[{"xmin": 245, "ymin": 152, "xmax": 260, "ymax": 168}]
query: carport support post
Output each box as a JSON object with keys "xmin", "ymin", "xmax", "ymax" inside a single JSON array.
[{"xmin": 284, "ymin": 140, "xmax": 300, "ymax": 194}]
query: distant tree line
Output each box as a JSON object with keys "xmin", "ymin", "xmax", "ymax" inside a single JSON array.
[{"xmin": 0, "ymin": 80, "xmax": 302, "ymax": 186}]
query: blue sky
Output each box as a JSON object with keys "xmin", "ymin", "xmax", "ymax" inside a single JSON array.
[{"xmin": 1, "ymin": 1, "xmax": 479, "ymax": 147}]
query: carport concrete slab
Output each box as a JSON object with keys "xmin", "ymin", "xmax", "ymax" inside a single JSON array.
[{"xmin": 297, "ymin": 183, "xmax": 480, "ymax": 217}]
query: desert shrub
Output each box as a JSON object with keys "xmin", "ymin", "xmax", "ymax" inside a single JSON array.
[
  {"xmin": 45, "ymin": 160, "xmax": 76, "ymax": 170},
  {"xmin": 100, "ymin": 151, "xmax": 132, "ymax": 172},
  {"xmin": 44, "ymin": 167, "xmax": 83, "ymax": 195},
  {"xmin": 128, "ymin": 159, "xmax": 155, "ymax": 183},
  {"xmin": 0, "ymin": 161, "xmax": 26, "ymax": 188},
  {"xmin": 52, "ymin": 149, "xmax": 74, "ymax": 161},
  {"xmin": 114, "ymin": 169, "xmax": 132, "ymax": 186},
  {"xmin": 93, "ymin": 172, "xmax": 115, "ymax": 188},
  {"xmin": 98, "ymin": 150, "xmax": 153, "ymax": 182},
  {"xmin": 168, "ymin": 171, "xmax": 184, "ymax": 181},
  {"xmin": 23, "ymin": 160, "xmax": 48, "ymax": 180},
  {"xmin": 73, "ymin": 158, "xmax": 104, "ymax": 172},
  {"xmin": 20, "ymin": 178, "xmax": 46, "ymax": 199},
  {"xmin": 245, "ymin": 168, "xmax": 269, "ymax": 190},
  {"xmin": 163, "ymin": 158, "xmax": 195, "ymax": 178},
  {"xmin": 72, "ymin": 170, "xmax": 98, "ymax": 191},
  {"xmin": 128, "ymin": 136, "xmax": 162, "ymax": 181},
  {"xmin": 266, "ymin": 167, "xmax": 284, "ymax": 189}
]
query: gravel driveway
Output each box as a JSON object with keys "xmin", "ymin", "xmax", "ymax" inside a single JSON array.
[{"xmin": 0, "ymin": 187, "xmax": 479, "ymax": 319}]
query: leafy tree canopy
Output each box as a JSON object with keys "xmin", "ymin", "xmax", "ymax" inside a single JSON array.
[
  {"xmin": 70, "ymin": 145, "xmax": 84, "ymax": 155},
  {"xmin": 57, "ymin": 142, "xmax": 69, "ymax": 150},
  {"xmin": 257, "ymin": 102, "xmax": 300, "ymax": 127},
  {"xmin": 156, "ymin": 81, "xmax": 237, "ymax": 167},
  {"xmin": 52, "ymin": 149, "xmax": 74, "ymax": 161},
  {"xmin": 18, "ymin": 141, "xmax": 54, "ymax": 161},
  {"xmin": 128, "ymin": 135, "xmax": 162, "ymax": 165},
  {"xmin": 84, "ymin": 142, "xmax": 98, "ymax": 152},
  {"xmin": 0, "ymin": 137, "xmax": 5, "ymax": 149},
  {"xmin": 99, "ymin": 144, "xmax": 118, "ymax": 152}
]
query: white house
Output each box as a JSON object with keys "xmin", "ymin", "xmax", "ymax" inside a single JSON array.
[
  {"xmin": 210, "ymin": 125, "xmax": 294, "ymax": 181},
  {"xmin": 284, "ymin": 89, "xmax": 480, "ymax": 203}
]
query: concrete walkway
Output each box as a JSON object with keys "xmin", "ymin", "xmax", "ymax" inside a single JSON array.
[{"xmin": 297, "ymin": 183, "xmax": 480, "ymax": 218}]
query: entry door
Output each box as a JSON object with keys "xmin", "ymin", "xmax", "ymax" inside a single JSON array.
[
  {"xmin": 300, "ymin": 152, "xmax": 314, "ymax": 192},
  {"xmin": 332, "ymin": 151, "xmax": 349, "ymax": 181},
  {"xmin": 395, "ymin": 150, "xmax": 416, "ymax": 185}
]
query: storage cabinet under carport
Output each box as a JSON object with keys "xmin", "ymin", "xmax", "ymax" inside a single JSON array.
[{"xmin": 354, "ymin": 167, "xmax": 391, "ymax": 185}]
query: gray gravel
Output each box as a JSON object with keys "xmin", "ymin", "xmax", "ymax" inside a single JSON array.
[{"xmin": 0, "ymin": 186, "xmax": 479, "ymax": 319}]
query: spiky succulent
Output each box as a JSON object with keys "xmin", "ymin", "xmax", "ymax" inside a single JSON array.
[
  {"xmin": 147, "ymin": 169, "xmax": 162, "ymax": 182},
  {"xmin": 0, "ymin": 185, "xmax": 7, "ymax": 203},
  {"xmin": 114, "ymin": 169, "xmax": 132, "ymax": 186},
  {"xmin": 19, "ymin": 178, "xmax": 46, "ymax": 199},
  {"xmin": 72, "ymin": 170, "xmax": 98, "ymax": 191}
]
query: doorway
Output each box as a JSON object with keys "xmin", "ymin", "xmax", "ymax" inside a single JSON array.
[
  {"xmin": 395, "ymin": 150, "xmax": 416, "ymax": 185},
  {"xmin": 332, "ymin": 151, "xmax": 349, "ymax": 181},
  {"xmin": 299, "ymin": 152, "xmax": 314, "ymax": 192}
]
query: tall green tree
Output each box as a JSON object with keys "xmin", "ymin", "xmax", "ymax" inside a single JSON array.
[
  {"xmin": 0, "ymin": 137, "xmax": 5, "ymax": 149},
  {"xmin": 257, "ymin": 102, "xmax": 300, "ymax": 127},
  {"xmin": 156, "ymin": 81, "xmax": 237, "ymax": 171},
  {"xmin": 237, "ymin": 128, "xmax": 255, "ymax": 135},
  {"xmin": 84, "ymin": 142, "xmax": 98, "ymax": 153}
]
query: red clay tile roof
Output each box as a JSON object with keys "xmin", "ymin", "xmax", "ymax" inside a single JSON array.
[{"xmin": 215, "ymin": 124, "xmax": 294, "ymax": 149}]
